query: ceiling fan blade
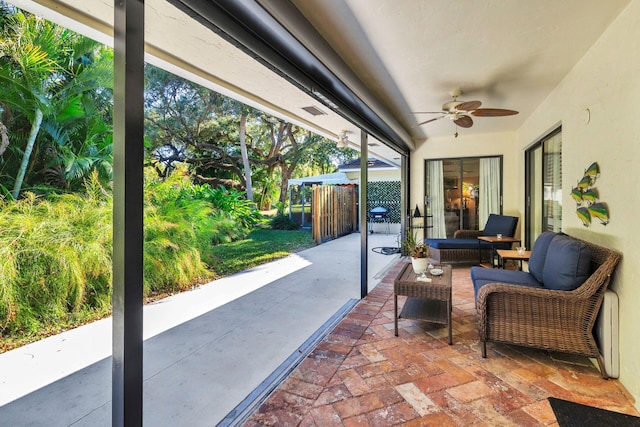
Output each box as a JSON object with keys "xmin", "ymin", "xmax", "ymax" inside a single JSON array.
[
  {"xmin": 416, "ymin": 116, "xmax": 445, "ymax": 126},
  {"xmin": 472, "ymin": 108, "xmax": 519, "ymax": 117},
  {"xmin": 456, "ymin": 100, "xmax": 482, "ymax": 111},
  {"xmin": 454, "ymin": 115, "xmax": 473, "ymax": 128}
]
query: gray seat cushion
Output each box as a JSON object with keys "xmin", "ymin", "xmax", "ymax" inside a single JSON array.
[
  {"xmin": 542, "ymin": 234, "xmax": 591, "ymax": 291},
  {"xmin": 471, "ymin": 266, "xmax": 544, "ymax": 299},
  {"xmin": 527, "ymin": 231, "xmax": 558, "ymax": 282}
]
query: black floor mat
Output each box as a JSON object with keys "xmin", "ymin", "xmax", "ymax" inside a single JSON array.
[{"xmin": 549, "ymin": 397, "xmax": 640, "ymax": 427}]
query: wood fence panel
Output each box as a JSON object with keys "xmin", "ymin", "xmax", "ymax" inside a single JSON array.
[{"xmin": 312, "ymin": 185, "xmax": 357, "ymax": 244}]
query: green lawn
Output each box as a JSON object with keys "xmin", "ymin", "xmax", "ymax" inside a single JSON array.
[
  {"xmin": 289, "ymin": 204, "xmax": 311, "ymax": 214},
  {"xmin": 207, "ymin": 227, "xmax": 315, "ymax": 277}
]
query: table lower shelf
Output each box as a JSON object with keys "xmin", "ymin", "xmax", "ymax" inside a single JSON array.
[{"xmin": 399, "ymin": 296, "xmax": 448, "ymax": 325}]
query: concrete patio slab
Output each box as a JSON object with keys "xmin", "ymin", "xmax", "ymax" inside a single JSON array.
[{"xmin": 0, "ymin": 232, "xmax": 400, "ymax": 426}]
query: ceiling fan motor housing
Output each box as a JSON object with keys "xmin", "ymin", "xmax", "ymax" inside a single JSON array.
[{"xmin": 443, "ymin": 100, "xmax": 463, "ymax": 112}]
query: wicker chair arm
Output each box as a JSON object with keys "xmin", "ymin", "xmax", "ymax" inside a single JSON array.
[{"xmin": 454, "ymin": 229, "xmax": 482, "ymax": 239}]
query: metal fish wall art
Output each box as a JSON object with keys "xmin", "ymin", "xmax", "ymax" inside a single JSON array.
[
  {"xmin": 576, "ymin": 207, "xmax": 591, "ymax": 227},
  {"xmin": 576, "ymin": 175, "xmax": 592, "ymax": 190},
  {"xmin": 581, "ymin": 189, "xmax": 597, "ymax": 205},
  {"xmin": 588, "ymin": 203, "xmax": 610, "ymax": 225},
  {"xmin": 571, "ymin": 187, "xmax": 583, "ymax": 205},
  {"xmin": 572, "ymin": 162, "xmax": 609, "ymax": 227},
  {"xmin": 584, "ymin": 162, "xmax": 600, "ymax": 180}
]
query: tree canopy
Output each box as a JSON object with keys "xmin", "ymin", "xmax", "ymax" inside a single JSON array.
[
  {"xmin": 0, "ymin": 5, "xmax": 113, "ymax": 197},
  {"xmin": 143, "ymin": 67, "xmax": 358, "ymax": 208},
  {"xmin": 0, "ymin": 4, "xmax": 358, "ymax": 206}
]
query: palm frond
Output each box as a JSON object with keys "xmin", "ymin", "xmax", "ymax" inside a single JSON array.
[{"xmin": 55, "ymin": 94, "xmax": 85, "ymax": 122}]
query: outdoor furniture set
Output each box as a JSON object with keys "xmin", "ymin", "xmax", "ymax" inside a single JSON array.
[{"xmin": 394, "ymin": 224, "xmax": 621, "ymax": 379}]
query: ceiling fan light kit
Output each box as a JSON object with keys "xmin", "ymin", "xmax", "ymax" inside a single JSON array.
[
  {"xmin": 336, "ymin": 130, "xmax": 350, "ymax": 148},
  {"xmin": 414, "ymin": 89, "xmax": 519, "ymax": 135}
]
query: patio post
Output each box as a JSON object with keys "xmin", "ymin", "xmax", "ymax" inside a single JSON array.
[
  {"xmin": 301, "ymin": 183, "xmax": 306, "ymax": 226},
  {"xmin": 360, "ymin": 130, "xmax": 368, "ymax": 298},
  {"xmin": 112, "ymin": 0, "xmax": 145, "ymax": 425},
  {"xmin": 401, "ymin": 154, "xmax": 409, "ymax": 252},
  {"xmin": 288, "ymin": 184, "xmax": 293, "ymax": 219}
]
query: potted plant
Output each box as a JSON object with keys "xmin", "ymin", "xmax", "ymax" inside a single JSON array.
[{"xmin": 402, "ymin": 230, "xmax": 431, "ymax": 274}]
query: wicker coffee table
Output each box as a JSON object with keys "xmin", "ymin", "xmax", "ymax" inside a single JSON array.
[{"xmin": 394, "ymin": 262, "xmax": 453, "ymax": 344}]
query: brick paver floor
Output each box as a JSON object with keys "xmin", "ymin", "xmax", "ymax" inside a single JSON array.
[{"xmin": 244, "ymin": 261, "xmax": 638, "ymax": 426}]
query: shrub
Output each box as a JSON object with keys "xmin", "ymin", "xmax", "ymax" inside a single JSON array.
[
  {"xmin": 0, "ymin": 180, "xmax": 112, "ymax": 334},
  {"xmin": 269, "ymin": 213, "xmax": 299, "ymax": 230},
  {"xmin": 205, "ymin": 186, "xmax": 264, "ymax": 229},
  {"xmin": 147, "ymin": 169, "xmax": 262, "ymax": 230},
  {"xmin": 0, "ymin": 161, "xmax": 281, "ymax": 338},
  {"xmin": 144, "ymin": 171, "xmax": 249, "ymax": 245},
  {"xmin": 0, "ymin": 169, "xmax": 258, "ymax": 333},
  {"xmin": 143, "ymin": 200, "xmax": 215, "ymax": 296},
  {"xmin": 143, "ymin": 171, "xmax": 256, "ymax": 294}
]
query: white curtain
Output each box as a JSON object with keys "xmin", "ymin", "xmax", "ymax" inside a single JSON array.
[
  {"xmin": 427, "ymin": 161, "xmax": 447, "ymax": 238},
  {"xmin": 479, "ymin": 157, "xmax": 501, "ymax": 228}
]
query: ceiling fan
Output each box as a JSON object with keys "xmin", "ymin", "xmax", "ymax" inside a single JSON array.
[{"xmin": 415, "ymin": 89, "xmax": 518, "ymax": 130}]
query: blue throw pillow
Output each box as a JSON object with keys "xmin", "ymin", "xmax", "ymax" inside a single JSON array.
[
  {"xmin": 528, "ymin": 232, "xmax": 558, "ymax": 282},
  {"xmin": 542, "ymin": 234, "xmax": 591, "ymax": 291}
]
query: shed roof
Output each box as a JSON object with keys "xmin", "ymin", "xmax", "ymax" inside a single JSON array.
[
  {"xmin": 338, "ymin": 158, "xmax": 398, "ymax": 171},
  {"xmin": 288, "ymin": 172, "xmax": 355, "ymax": 186}
]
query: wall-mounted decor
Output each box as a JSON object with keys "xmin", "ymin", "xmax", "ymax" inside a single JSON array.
[{"xmin": 572, "ymin": 162, "xmax": 609, "ymax": 227}]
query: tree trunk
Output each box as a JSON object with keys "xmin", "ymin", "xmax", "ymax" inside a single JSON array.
[
  {"xmin": 239, "ymin": 114, "xmax": 253, "ymax": 201},
  {"xmin": 12, "ymin": 108, "xmax": 43, "ymax": 199},
  {"xmin": 279, "ymin": 163, "xmax": 296, "ymax": 205},
  {"xmin": 278, "ymin": 179, "xmax": 287, "ymax": 206}
]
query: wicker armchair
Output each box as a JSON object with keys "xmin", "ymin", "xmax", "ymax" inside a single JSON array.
[{"xmin": 477, "ymin": 236, "xmax": 621, "ymax": 379}]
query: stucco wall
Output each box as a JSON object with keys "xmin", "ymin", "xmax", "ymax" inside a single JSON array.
[{"xmin": 517, "ymin": 0, "xmax": 640, "ymax": 405}]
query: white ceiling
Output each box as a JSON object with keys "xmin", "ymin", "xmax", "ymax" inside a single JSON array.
[
  {"xmin": 11, "ymin": 0, "xmax": 632, "ymax": 163},
  {"xmin": 290, "ymin": 0, "xmax": 630, "ymax": 142}
]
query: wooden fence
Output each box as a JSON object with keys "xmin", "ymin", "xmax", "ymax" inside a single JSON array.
[{"xmin": 312, "ymin": 184, "xmax": 358, "ymax": 244}]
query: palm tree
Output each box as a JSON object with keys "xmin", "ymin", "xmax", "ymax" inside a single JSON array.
[
  {"xmin": 0, "ymin": 11, "xmax": 60, "ymax": 197},
  {"xmin": 0, "ymin": 9, "xmax": 111, "ymax": 197},
  {"xmin": 41, "ymin": 44, "xmax": 114, "ymax": 190}
]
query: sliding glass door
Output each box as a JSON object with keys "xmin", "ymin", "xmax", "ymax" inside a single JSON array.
[
  {"xmin": 425, "ymin": 156, "xmax": 502, "ymax": 238},
  {"xmin": 525, "ymin": 128, "xmax": 562, "ymax": 247}
]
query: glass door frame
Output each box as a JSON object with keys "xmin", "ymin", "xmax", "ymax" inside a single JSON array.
[
  {"xmin": 424, "ymin": 155, "xmax": 504, "ymax": 238},
  {"xmin": 525, "ymin": 126, "xmax": 562, "ymax": 248}
]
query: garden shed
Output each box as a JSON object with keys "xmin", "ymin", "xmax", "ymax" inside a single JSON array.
[
  {"xmin": 287, "ymin": 172, "xmax": 355, "ymax": 227},
  {"xmin": 339, "ymin": 158, "xmax": 401, "ymax": 234},
  {"xmin": 287, "ymin": 159, "xmax": 401, "ymax": 235}
]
